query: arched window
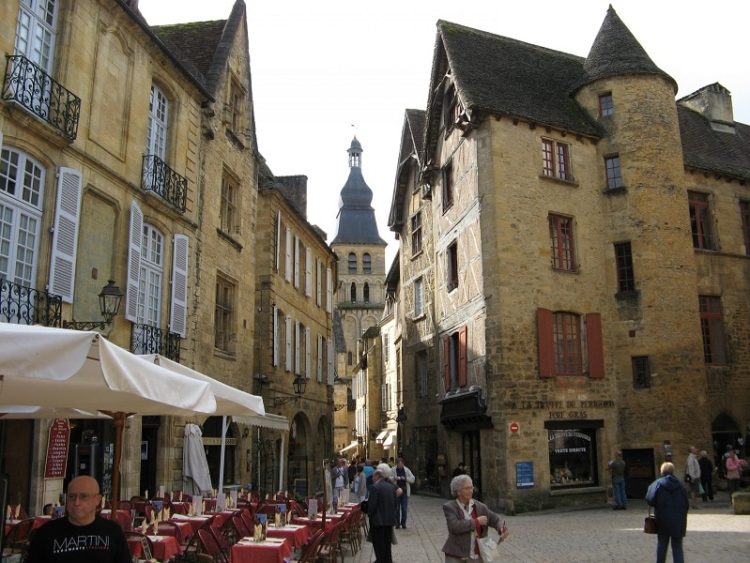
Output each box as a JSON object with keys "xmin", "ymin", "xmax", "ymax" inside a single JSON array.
[
  {"xmin": 363, "ymin": 282, "xmax": 370, "ymax": 303},
  {"xmin": 363, "ymin": 253, "xmax": 372, "ymax": 273},
  {"xmin": 348, "ymin": 252, "xmax": 357, "ymax": 273},
  {"xmin": 350, "ymin": 282, "xmax": 357, "ymax": 303}
]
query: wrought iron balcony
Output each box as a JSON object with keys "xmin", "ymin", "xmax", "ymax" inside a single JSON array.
[
  {"xmin": 142, "ymin": 155, "xmax": 188, "ymax": 213},
  {"xmin": 2, "ymin": 55, "xmax": 81, "ymax": 141},
  {"xmin": 0, "ymin": 278, "xmax": 62, "ymax": 327},
  {"xmin": 131, "ymin": 323, "xmax": 181, "ymax": 361}
]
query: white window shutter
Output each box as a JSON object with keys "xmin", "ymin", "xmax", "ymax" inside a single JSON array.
[
  {"xmin": 305, "ymin": 327, "xmax": 311, "ymax": 379},
  {"xmin": 317, "ymin": 334, "xmax": 323, "ymax": 382},
  {"xmin": 293, "ymin": 236, "xmax": 299, "ymax": 288},
  {"xmin": 169, "ymin": 234, "xmax": 189, "ymax": 337},
  {"xmin": 327, "ymin": 339, "xmax": 334, "ymax": 385},
  {"xmin": 275, "ymin": 212, "xmax": 281, "ymax": 272},
  {"xmin": 326, "ymin": 267, "xmax": 333, "ymax": 313},
  {"xmin": 125, "ymin": 201, "xmax": 143, "ymax": 321},
  {"xmin": 294, "ymin": 321, "xmax": 301, "ymax": 373},
  {"xmin": 48, "ymin": 167, "xmax": 82, "ymax": 303},
  {"xmin": 0, "ymin": 132, "xmax": 3, "ymax": 153},
  {"xmin": 272, "ymin": 304, "xmax": 279, "ymax": 367},
  {"xmin": 285, "ymin": 227, "xmax": 292, "ymax": 282},
  {"xmin": 305, "ymin": 247, "xmax": 312, "ymax": 297},
  {"xmin": 317, "ymin": 259, "xmax": 322, "ymax": 304},
  {"xmin": 285, "ymin": 315, "xmax": 292, "ymax": 371}
]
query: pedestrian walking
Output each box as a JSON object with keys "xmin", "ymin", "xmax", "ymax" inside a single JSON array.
[
  {"xmin": 442, "ymin": 474, "xmax": 508, "ymax": 563},
  {"xmin": 367, "ymin": 463, "xmax": 399, "ymax": 563},
  {"xmin": 332, "ymin": 457, "xmax": 350, "ymax": 506},
  {"xmin": 698, "ymin": 450, "xmax": 714, "ymax": 501},
  {"xmin": 645, "ymin": 462, "xmax": 689, "ymax": 563},
  {"xmin": 685, "ymin": 446, "xmax": 701, "ymax": 509},
  {"xmin": 394, "ymin": 457, "xmax": 415, "ymax": 528},
  {"xmin": 608, "ymin": 449, "xmax": 627, "ymax": 509}
]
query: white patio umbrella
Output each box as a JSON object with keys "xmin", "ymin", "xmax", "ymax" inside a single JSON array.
[
  {"xmin": 183, "ymin": 423, "xmax": 213, "ymax": 495},
  {"xmin": 0, "ymin": 323, "xmax": 218, "ymax": 507},
  {"xmin": 140, "ymin": 354, "xmax": 267, "ymax": 495},
  {"xmin": 0, "ymin": 406, "xmax": 110, "ymax": 419}
]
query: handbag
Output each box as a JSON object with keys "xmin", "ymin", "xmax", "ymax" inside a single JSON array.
[
  {"xmin": 643, "ymin": 507, "xmax": 657, "ymax": 534},
  {"xmin": 477, "ymin": 535, "xmax": 500, "ymax": 562}
]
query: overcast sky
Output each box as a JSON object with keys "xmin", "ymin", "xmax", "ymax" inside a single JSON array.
[{"xmin": 139, "ymin": 0, "xmax": 750, "ymax": 266}]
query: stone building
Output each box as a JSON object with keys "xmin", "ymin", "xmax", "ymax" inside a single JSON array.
[
  {"xmin": 0, "ymin": 0, "xmax": 268, "ymax": 510},
  {"xmin": 252, "ymin": 162, "xmax": 337, "ymax": 496},
  {"xmin": 331, "ymin": 137, "xmax": 387, "ymax": 454},
  {"xmin": 389, "ymin": 7, "xmax": 750, "ymax": 512}
]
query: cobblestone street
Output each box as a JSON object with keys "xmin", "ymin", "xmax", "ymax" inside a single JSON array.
[{"xmin": 349, "ymin": 492, "xmax": 749, "ymax": 562}]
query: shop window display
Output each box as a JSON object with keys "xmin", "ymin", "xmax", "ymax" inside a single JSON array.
[{"xmin": 548, "ymin": 428, "xmax": 598, "ymax": 488}]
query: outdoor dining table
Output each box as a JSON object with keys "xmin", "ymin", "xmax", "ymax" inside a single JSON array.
[
  {"xmin": 3, "ymin": 515, "xmax": 49, "ymax": 536},
  {"xmin": 168, "ymin": 501, "xmax": 191, "ymax": 514},
  {"xmin": 291, "ymin": 513, "xmax": 342, "ymax": 533},
  {"xmin": 127, "ymin": 534, "xmax": 181, "ymax": 562},
  {"xmin": 169, "ymin": 513, "xmax": 212, "ymax": 534},
  {"xmin": 265, "ymin": 522, "xmax": 309, "ymax": 548},
  {"xmin": 230, "ymin": 536, "xmax": 292, "ymax": 563}
]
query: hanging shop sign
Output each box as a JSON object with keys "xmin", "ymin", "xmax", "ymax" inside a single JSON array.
[{"xmin": 44, "ymin": 419, "xmax": 70, "ymax": 479}]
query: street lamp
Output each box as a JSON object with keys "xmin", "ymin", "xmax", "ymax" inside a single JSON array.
[
  {"xmin": 272, "ymin": 374, "xmax": 307, "ymax": 406},
  {"xmin": 63, "ymin": 280, "xmax": 123, "ymax": 331}
]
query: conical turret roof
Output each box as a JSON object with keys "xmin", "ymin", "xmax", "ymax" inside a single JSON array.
[
  {"xmin": 577, "ymin": 5, "xmax": 676, "ymax": 92},
  {"xmin": 331, "ymin": 137, "xmax": 386, "ymax": 246}
]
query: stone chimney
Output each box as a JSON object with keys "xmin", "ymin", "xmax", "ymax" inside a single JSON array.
[
  {"xmin": 678, "ymin": 83, "xmax": 735, "ymax": 133},
  {"xmin": 276, "ymin": 175, "xmax": 308, "ymax": 219}
]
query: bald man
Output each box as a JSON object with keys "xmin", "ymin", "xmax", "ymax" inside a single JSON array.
[{"xmin": 25, "ymin": 475, "xmax": 131, "ymax": 562}]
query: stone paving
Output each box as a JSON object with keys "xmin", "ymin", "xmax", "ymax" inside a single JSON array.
[{"xmin": 347, "ymin": 491, "xmax": 749, "ymax": 562}]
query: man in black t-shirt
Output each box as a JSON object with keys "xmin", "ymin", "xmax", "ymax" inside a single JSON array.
[{"xmin": 25, "ymin": 475, "xmax": 130, "ymax": 563}]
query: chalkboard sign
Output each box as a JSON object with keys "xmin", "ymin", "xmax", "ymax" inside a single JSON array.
[
  {"xmin": 515, "ymin": 461, "xmax": 534, "ymax": 489},
  {"xmin": 44, "ymin": 419, "xmax": 70, "ymax": 479}
]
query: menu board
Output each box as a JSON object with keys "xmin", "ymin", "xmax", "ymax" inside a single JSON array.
[
  {"xmin": 44, "ymin": 419, "xmax": 70, "ymax": 479},
  {"xmin": 515, "ymin": 461, "xmax": 534, "ymax": 489}
]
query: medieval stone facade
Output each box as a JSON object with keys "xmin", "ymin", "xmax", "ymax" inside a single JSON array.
[{"xmin": 389, "ymin": 7, "xmax": 750, "ymax": 512}]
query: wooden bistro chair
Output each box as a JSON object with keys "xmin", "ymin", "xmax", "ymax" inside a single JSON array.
[
  {"xmin": 291, "ymin": 529, "xmax": 325, "ymax": 563},
  {"xmin": 196, "ymin": 527, "xmax": 228, "ymax": 563},
  {"xmin": 3, "ymin": 517, "xmax": 35, "ymax": 555}
]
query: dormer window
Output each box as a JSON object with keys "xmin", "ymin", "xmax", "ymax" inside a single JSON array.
[{"xmin": 442, "ymin": 81, "xmax": 461, "ymax": 131}]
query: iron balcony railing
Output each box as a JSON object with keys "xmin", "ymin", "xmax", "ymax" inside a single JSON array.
[
  {"xmin": 0, "ymin": 278, "xmax": 62, "ymax": 327},
  {"xmin": 2, "ymin": 54, "xmax": 81, "ymax": 141},
  {"xmin": 142, "ymin": 154, "xmax": 188, "ymax": 213},
  {"xmin": 131, "ymin": 323, "xmax": 181, "ymax": 362}
]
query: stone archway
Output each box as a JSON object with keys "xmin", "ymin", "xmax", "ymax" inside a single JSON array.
[
  {"xmin": 712, "ymin": 412, "xmax": 744, "ymax": 459},
  {"xmin": 288, "ymin": 412, "xmax": 312, "ymax": 497}
]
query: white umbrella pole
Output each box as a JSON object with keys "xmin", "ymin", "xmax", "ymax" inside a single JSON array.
[
  {"xmin": 279, "ymin": 433, "xmax": 286, "ymax": 491},
  {"xmin": 218, "ymin": 416, "xmax": 228, "ymax": 496}
]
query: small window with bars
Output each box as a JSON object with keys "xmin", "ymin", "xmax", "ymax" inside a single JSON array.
[{"xmin": 632, "ymin": 356, "xmax": 651, "ymax": 389}]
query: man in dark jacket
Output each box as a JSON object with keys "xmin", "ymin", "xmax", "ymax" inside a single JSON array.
[
  {"xmin": 645, "ymin": 462, "xmax": 689, "ymax": 563},
  {"xmin": 367, "ymin": 463, "xmax": 399, "ymax": 563},
  {"xmin": 698, "ymin": 450, "xmax": 714, "ymax": 501}
]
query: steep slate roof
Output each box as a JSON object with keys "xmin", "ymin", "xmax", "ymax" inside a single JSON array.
[
  {"xmin": 437, "ymin": 20, "xmax": 602, "ymax": 137},
  {"xmin": 678, "ymin": 107, "xmax": 750, "ymax": 181},
  {"xmin": 151, "ymin": 20, "xmax": 227, "ymax": 85},
  {"xmin": 577, "ymin": 5, "xmax": 676, "ymax": 93},
  {"xmin": 388, "ymin": 109, "xmax": 426, "ymax": 231}
]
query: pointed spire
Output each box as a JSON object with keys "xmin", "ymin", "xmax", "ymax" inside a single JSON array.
[
  {"xmin": 579, "ymin": 5, "xmax": 676, "ymax": 92},
  {"xmin": 332, "ymin": 137, "xmax": 386, "ymax": 246}
]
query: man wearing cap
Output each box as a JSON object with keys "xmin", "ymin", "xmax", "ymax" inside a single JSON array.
[{"xmin": 367, "ymin": 463, "xmax": 399, "ymax": 563}]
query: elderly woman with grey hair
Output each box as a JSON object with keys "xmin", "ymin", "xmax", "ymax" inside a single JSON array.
[{"xmin": 442, "ymin": 474, "xmax": 509, "ymax": 562}]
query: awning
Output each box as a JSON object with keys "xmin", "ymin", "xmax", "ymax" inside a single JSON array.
[
  {"xmin": 383, "ymin": 431, "xmax": 396, "ymax": 448},
  {"xmin": 234, "ymin": 413, "xmax": 289, "ymax": 431},
  {"xmin": 339, "ymin": 441, "xmax": 360, "ymax": 454},
  {"xmin": 375, "ymin": 429, "xmax": 390, "ymax": 442},
  {"xmin": 439, "ymin": 389, "xmax": 492, "ymax": 431}
]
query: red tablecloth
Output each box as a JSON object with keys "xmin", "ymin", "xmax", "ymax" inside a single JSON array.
[
  {"xmin": 167, "ymin": 519, "xmax": 193, "ymax": 541},
  {"xmin": 4, "ymin": 516, "xmax": 50, "ymax": 536},
  {"xmin": 292, "ymin": 515, "xmax": 339, "ymax": 533},
  {"xmin": 127, "ymin": 535, "xmax": 180, "ymax": 562},
  {"xmin": 266, "ymin": 523, "xmax": 309, "ymax": 548},
  {"xmin": 230, "ymin": 537, "xmax": 292, "ymax": 563},
  {"xmin": 168, "ymin": 501, "xmax": 191, "ymax": 514},
  {"xmin": 169, "ymin": 514, "xmax": 211, "ymax": 534}
]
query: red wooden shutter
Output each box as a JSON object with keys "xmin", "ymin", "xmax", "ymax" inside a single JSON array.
[
  {"xmin": 442, "ymin": 335, "xmax": 451, "ymax": 391},
  {"xmin": 586, "ymin": 312, "xmax": 605, "ymax": 378},
  {"xmin": 458, "ymin": 326, "xmax": 468, "ymax": 387},
  {"xmin": 537, "ymin": 308, "xmax": 554, "ymax": 378}
]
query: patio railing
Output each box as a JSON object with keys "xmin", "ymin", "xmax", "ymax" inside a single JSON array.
[
  {"xmin": 2, "ymin": 54, "xmax": 81, "ymax": 141},
  {"xmin": 141, "ymin": 154, "xmax": 188, "ymax": 213},
  {"xmin": 131, "ymin": 323, "xmax": 181, "ymax": 361},
  {"xmin": 0, "ymin": 278, "xmax": 62, "ymax": 326}
]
